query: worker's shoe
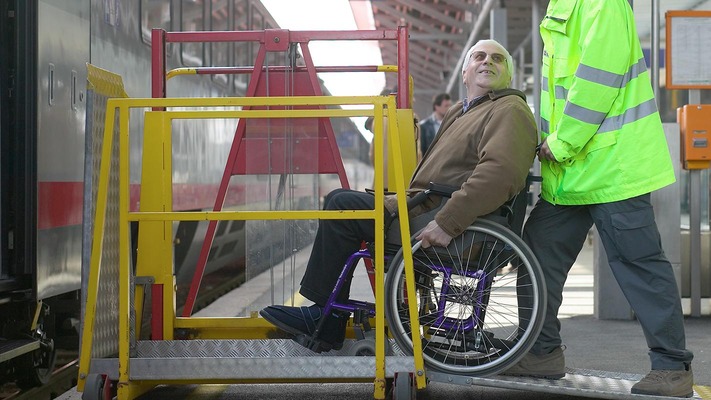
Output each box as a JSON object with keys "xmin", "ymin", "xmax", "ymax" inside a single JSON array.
[
  {"xmin": 260, "ymin": 304, "xmax": 348, "ymax": 353},
  {"xmin": 631, "ymin": 366, "xmax": 694, "ymax": 398},
  {"xmin": 501, "ymin": 346, "xmax": 566, "ymax": 379}
]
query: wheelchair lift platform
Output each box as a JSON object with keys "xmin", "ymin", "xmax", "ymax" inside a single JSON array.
[{"xmin": 87, "ymin": 339, "xmax": 415, "ymax": 381}]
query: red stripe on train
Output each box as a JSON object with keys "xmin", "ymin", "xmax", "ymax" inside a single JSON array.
[
  {"xmin": 37, "ymin": 181, "xmax": 308, "ymax": 230},
  {"xmin": 38, "ymin": 182, "xmax": 238, "ymax": 230},
  {"xmin": 38, "ymin": 182, "xmax": 85, "ymax": 230}
]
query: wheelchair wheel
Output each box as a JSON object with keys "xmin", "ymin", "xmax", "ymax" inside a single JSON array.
[{"xmin": 384, "ymin": 218, "xmax": 546, "ymax": 376}]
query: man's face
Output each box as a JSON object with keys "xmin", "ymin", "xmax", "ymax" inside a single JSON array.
[
  {"xmin": 434, "ymin": 99, "xmax": 452, "ymax": 118},
  {"xmin": 462, "ymin": 42, "xmax": 510, "ymax": 93}
]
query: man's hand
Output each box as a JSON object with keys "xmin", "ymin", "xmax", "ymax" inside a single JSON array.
[
  {"xmin": 416, "ymin": 220, "xmax": 453, "ymax": 248},
  {"xmin": 538, "ymin": 139, "xmax": 557, "ymax": 161}
]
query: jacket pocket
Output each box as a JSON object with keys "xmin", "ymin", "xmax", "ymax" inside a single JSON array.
[
  {"xmin": 610, "ymin": 208, "xmax": 661, "ymax": 262},
  {"xmin": 574, "ymin": 132, "xmax": 617, "ymax": 160}
]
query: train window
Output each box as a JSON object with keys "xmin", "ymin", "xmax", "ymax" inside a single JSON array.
[
  {"xmin": 141, "ymin": 0, "xmax": 172, "ymax": 46},
  {"xmin": 252, "ymin": 6, "xmax": 264, "ymax": 30},
  {"xmin": 211, "ymin": 0, "xmax": 231, "ymax": 86},
  {"xmin": 233, "ymin": 0, "xmax": 250, "ymax": 92},
  {"xmin": 181, "ymin": 0, "xmax": 205, "ymax": 66}
]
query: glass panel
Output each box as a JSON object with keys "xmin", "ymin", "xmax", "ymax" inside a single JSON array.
[
  {"xmin": 181, "ymin": 0, "xmax": 205, "ymax": 66},
  {"xmin": 210, "ymin": 0, "xmax": 230, "ymax": 86},
  {"xmin": 170, "ymin": 116, "xmax": 237, "ymax": 310},
  {"xmin": 141, "ymin": 0, "xmax": 171, "ymax": 45},
  {"xmin": 233, "ymin": 0, "xmax": 250, "ymax": 93},
  {"xmin": 243, "ymin": 113, "xmax": 325, "ymax": 313}
]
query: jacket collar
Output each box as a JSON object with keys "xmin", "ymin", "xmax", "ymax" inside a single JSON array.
[{"xmin": 463, "ymin": 89, "xmax": 527, "ymax": 114}]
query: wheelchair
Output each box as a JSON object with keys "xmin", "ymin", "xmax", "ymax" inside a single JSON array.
[{"xmin": 298, "ymin": 181, "xmax": 546, "ymax": 377}]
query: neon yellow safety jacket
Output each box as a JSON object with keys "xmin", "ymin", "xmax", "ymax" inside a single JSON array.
[{"xmin": 539, "ymin": 0, "xmax": 675, "ymax": 205}]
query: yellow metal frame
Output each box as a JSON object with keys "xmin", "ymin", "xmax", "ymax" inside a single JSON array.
[{"xmin": 77, "ymin": 95, "xmax": 426, "ymax": 399}]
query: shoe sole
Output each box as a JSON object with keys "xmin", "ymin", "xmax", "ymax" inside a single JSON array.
[
  {"xmin": 259, "ymin": 309, "xmax": 309, "ymax": 337},
  {"xmin": 501, "ymin": 371, "xmax": 566, "ymax": 380},
  {"xmin": 259, "ymin": 309, "xmax": 343, "ymax": 353},
  {"xmin": 293, "ymin": 333, "xmax": 344, "ymax": 353},
  {"xmin": 631, "ymin": 389, "xmax": 693, "ymax": 398}
]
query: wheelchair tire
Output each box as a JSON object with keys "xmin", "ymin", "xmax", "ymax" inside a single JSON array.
[{"xmin": 384, "ymin": 218, "xmax": 546, "ymax": 376}]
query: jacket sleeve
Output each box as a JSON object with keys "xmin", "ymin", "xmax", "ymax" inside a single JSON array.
[
  {"xmin": 547, "ymin": 0, "xmax": 633, "ymax": 162},
  {"xmin": 435, "ymin": 98, "xmax": 537, "ymax": 237}
]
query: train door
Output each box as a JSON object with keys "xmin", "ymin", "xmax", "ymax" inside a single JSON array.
[
  {"xmin": 0, "ymin": 0, "xmax": 37, "ymax": 296},
  {"xmin": 0, "ymin": 1, "xmax": 5, "ymax": 283}
]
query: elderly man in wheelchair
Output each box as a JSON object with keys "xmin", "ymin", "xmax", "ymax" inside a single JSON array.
[{"xmin": 260, "ymin": 39, "xmax": 542, "ymax": 376}]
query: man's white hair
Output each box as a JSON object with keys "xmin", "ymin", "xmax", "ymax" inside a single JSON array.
[{"xmin": 462, "ymin": 39, "xmax": 514, "ymax": 82}]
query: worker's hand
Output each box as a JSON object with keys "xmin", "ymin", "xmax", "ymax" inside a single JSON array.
[
  {"xmin": 537, "ymin": 139, "xmax": 557, "ymax": 162},
  {"xmin": 416, "ymin": 220, "xmax": 453, "ymax": 248}
]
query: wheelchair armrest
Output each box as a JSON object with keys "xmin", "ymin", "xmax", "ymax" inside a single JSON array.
[
  {"xmin": 365, "ymin": 187, "xmax": 397, "ymax": 196},
  {"xmin": 405, "ymin": 182, "xmax": 458, "ymax": 211},
  {"xmin": 426, "ymin": 182, "xmax": 458, "ymax": 198}
]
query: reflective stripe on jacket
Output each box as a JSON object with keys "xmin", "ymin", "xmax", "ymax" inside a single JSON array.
[{"xmin": 540, "ymin": 0, "xmax": 675, "ymax": 205}]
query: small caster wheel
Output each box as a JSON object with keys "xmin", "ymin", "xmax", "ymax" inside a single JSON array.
[
  {"xmin": 82, "ymin": 374, "xmax": 110, "ymax": 400},
  {"xmin": 393, "ymin": 371, "xmax": 415, "ymax": 400},
  {"xmin": 350, "ymin": 338, "xmax": 395, "ymax": 356},
  {"xmin": 350, "ymin": 339, "xmax": 376, "ymax": 356}
]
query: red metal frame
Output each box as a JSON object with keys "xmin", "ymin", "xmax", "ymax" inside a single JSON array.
[{"xmin": 149, "ymin": 28, "xmax": 410, "ymax": 323}]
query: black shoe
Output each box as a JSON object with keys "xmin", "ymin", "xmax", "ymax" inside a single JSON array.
[{"xmin": 260, "ymin": 304, "xmax": 349, "ymax": 353}]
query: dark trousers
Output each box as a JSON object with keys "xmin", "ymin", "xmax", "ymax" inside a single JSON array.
[
  {"xmin": 522, "ymin": 194, "xmax": 693, "ymax": 370},
  {"xmin": 299, "ymin": 189, "xmax": 381, "ymax": 306}
]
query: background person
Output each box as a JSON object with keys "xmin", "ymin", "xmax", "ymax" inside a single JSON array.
[
  {"xmin": 419, "ymin": 92, "xmax": 452, "ymax": 157},
  {"xmin": 504, "ymin": 1, "xmax": 694, "ymax": 397}
]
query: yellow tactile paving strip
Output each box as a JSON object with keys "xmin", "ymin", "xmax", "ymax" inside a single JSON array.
[{"xmin": 695, "ymin": 385, "xmax": 711, "ymax": 399}]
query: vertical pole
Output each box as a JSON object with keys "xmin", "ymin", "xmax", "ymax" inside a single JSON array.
[
  {"xmin": 490, "ymin": 7, "xmax": 507, "ymax": 49},
  {"xmin": 118, "ymin": 105, "xmax": 131, "ymax": 396},
  {"xmin": 149, "ymin": 28, "xmax": 167, "ymax": 337},
  {"xmin": 531, "ymin": 0, "xmax": 542, "ymax": 201},
  {"xmin": 689, "ymin": 170, "xmax": 701, "ymax": 317},
  {"xmin": 151, "ymin": 29, "xmax": 166, "ymax": 104},
  {"xmin": 689, "ymin": 90, "xmax": 702, "ymax": 317},
  {"xmin": 651, "ymin": 0, "xmax": 660, "ymax": 99},
  {"xmin": 397, "ymin": 26, "xmax": 409, "ymax": 109},
  {"xmin": 517, "ymin": 49, "xmax": 525, "ymax": 91}
]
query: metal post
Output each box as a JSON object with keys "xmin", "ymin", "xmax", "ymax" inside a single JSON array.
[
  {"xmin": 689, "ymin": 89, "xmax": 702, "ymax": 317},
  {"xmin": 531, "ymin": 0, "xmax": 542, "ymax": 201},
  {"xmin": 651, "ymin": 0, "xmax": 660, "ymax": 99},
  {"xmin": 689, "ymin": 170, "xmax": 702, "ymax": 317},
  {"xmin": 517, "ymin": 49, "xmax": 525, "ymax": 91},
  {"xmin": 490, "ymin": 7, "xmax": 507, "ymax": 49},
  {"xmin": 532, "ymin": 0, "xmax": 541, "ymax": 131}
]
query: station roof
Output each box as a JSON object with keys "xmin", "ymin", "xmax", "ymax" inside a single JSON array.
[
  {"xmin": 371, "ymin": 0, "xmax": 531, "ymax": 117},
  {"xmin": 369, "ymin": 0, "xmax": 711, "ymax": 118}
]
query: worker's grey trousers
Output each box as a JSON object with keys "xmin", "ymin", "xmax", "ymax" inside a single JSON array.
[{"xmin": 522, "ymin": 193, "xmax": 693, "ymax": 370}]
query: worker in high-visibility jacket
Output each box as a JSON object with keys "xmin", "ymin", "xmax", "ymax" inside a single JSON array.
[{"xmin": 504, "ymin": 1, "xmax": 694, "ymax": 397}]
